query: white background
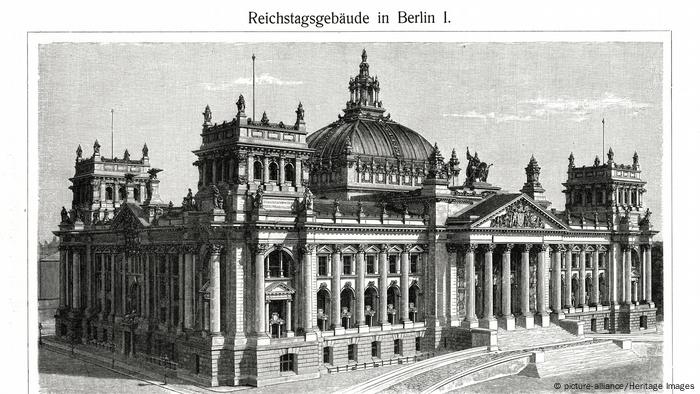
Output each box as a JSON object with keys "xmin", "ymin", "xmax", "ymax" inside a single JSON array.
[{"xmin": 2, "ymin": 1, "xmax": 698, "ymax": 392}]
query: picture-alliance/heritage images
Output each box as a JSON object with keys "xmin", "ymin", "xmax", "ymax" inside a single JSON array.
[{"xmin": 36, "ymin": 41, "xmax": 665, "ymax": 392}]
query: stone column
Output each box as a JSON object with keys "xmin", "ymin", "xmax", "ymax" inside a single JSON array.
[
  {"xmin": 302, "ymin": 244, "xmax": 317, "ymax": 334},
  {"xmin": 564, "ymin": 246, "xmax": 573, "ymax": 309},
  {"xmin": 551, "ymin": 245, "xmax": 563, "ymax": 317},
  {"xmin": 592, "ymin": 247, "xmax": 601, "ymax": 306},
  {"xmin": 519, "ymin": 244, "xmax": 533, "ymax": 328},
  {"xmin": 609, "ymin": 245, "xmax": 618, "ymax": 306},
  {"xmin": 379, "ymin": 245, "xmax": 389, "ymax": 325},
  {"xmin": 178, "ymin": 253, "xmax": 184, "ymax": 329},
  {"xmin": 101, "ymin": 254, "xmax": 106, "ymax": 318},
  {"xmin": 481, "ymin": 244, "xmax": 497, "ymax": 329},
  {"xmin": 645, "ymin": 246, "xmax": 653, "ymax": 303},
  {"xmin": 59, "ymin": 249, "xmax": 66, "ymax": 307},
  {"xmin": 463, "ymin": 244, "xmax": 478, "ymax": 327},
  {"xmin": 183, "ymin": 253, "xmax": 193, "ymax": 328},
  {"xmin": 72, "ymin": 249, "xmax": 81, "ymax": 309},
  {"xmin": 623, "ymin": 246, "xmax": 632, "ymax": 305},
  {"xmin": 332, "ymin": 246, "xmax": 342, "ymax": 329},
  {"xmin": 209, "ymin": 245, "xmax": 222, "ymax": 335},
  {"xmin": 286, "ymin": 299, "xmax": 293, "ymax": 334},
  {"xmin": 86, "ymin": 245, "xmax": 92, "ymax": 310},
  {"xmin": 400, "ymin": 245, "xmax": 411, "ymax": 323},
  {"xmin": 536, "ymin": 244, "xmax": 550, "ymax": 327},
  {"xmin": 121, "ymin": 253, "xmax": 127, "ymax": 315},
  {"xmin": 356, "ymin": 246, "xmax": 367, "ymax": 327},
  {"xmin": 263, "ymin": 157, "xmax": 270, "ymax": 184},
  {"xmin": 579, "ymin": 248, "xmax": 587, "ymax": 308},
  {"xmin": 501, "ymin": 244, "xmax": 515, "ymax": 330},
  {"xmin": 144, "ymin": 255, "xmax": 150, "ymax": 318},
  {"xmin": 255, "ymin": 244, "xmax": 267, "ymax": 336},
  {"xmin": 279, "ymin": 157, "xmax": 286, "ymax": 184}
]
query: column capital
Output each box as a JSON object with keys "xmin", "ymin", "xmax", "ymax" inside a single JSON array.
[
  {"xmin": 402, "ymin": 244, "xmax": 413, "ymax": 253},
  {"xmin": 622, "ymin": 244, "xmax": 631, "ymax": 252},
  {"xmin": 522, "ymin": 243, "xmax": 533, "ymax": 252},
  {"xmin": 595, "ymin": 244, "xmax": 606, "ymax": 252},
  {"xmin": 333, "ymin": 245, "xmax": 343, "ymax": 254},
  {"xmin": 503, "ymin": 243, "xmax": 515, "ymax": 252},
  {"xmin": 464, "ymin": 243, "xmax": 478, "ymax": 253},
  {"xmin": 539, "ymin": 244, "xmax": 550, "ymax": 253},
  {"xmin": 255, "ymin": 243, "xmax": 268, "ymax": 255},
  {"xmin": 446, "ymin": 243, "xmax": 460, "ymax": 253},
  {"xmin": 566, "ymin": 243, "xmax": 576, "ymax": 252},
  {"xmin": 380, "ymin": 244, "xmax": 390, "ymax": 253},
  {"xmin": 555, "ymin": 244, "xmax": 566, "ymax": 252},
  {"xmin": 357, "ymin": 244, "xmax": 367, "ymax": 253},
  {"xmin": 209, "ymin": 243, "xmax": 224, "ymax": 255},
  {"xmin": 300, "ymin": 244, "xmax": 316, "ymax": 254},
  {"xmin": 482, "ymin": 243, "xmax": 497, "ymax": 252}
]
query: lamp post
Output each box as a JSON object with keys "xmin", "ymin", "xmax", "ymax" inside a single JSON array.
[
  {"xmin": 387, "ymin": 304, "xmax": 397, "ymax": 325},
  {"xmin": 161, "ymin": 354, "xmax": 169, "ymax": 384},
  {"xmin": 341, "ymin": 307, "xmax": 352, "ymax": 329},
  {"xmin": 318, "ymin": 309, "xmax": 328, "ymax": 332},
  {"xmin": 365, "ymin": 305, "xmax": 375, "ymax": 327}
]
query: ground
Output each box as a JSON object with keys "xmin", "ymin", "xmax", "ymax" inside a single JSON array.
[{"xmin": 38, "ymin": 343, "xmax": 662, "ymax": 393}]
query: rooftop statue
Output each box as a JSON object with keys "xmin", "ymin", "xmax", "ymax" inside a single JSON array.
[
  {"xmin": 465, "ymin": 148, "xmax": 493, "ymax": 184},
  {"xmin": 236, "ymin": 95, "xmax": 245, "ymax": 113}
]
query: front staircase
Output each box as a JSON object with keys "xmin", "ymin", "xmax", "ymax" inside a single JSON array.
[
  {"xmin": 520, "ymin": 340, "xmax": 641, "ymax": 378},
  {"xmin": 497, "ymin": 324, "xmax": 581, "ymax": 351}
]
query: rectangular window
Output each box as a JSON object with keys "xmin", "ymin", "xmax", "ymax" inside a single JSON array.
[
  {"xmin": 348, "ymin": 344, "xmax": 357, "ymax": 362},
  {"xmin": 343, "ymin": 255, "xmax": 353, "ymax": 275},
  {"xmin": 415, "ymin": 337, "xmax": 421, "ymax": 352},
  {"xmin": 371, "ymin": 341, "xmax": 380, "ymax": 358},
  {"xmin": 389, "ymin": 255, "xmax": 398, "ymax": 274},
  {"xmin": 410, "ymin": 255, "xmax": 419, "ymax": 274},
  {"xmin": 280, "ymin": 353, "xmax": 295, "ymax": 372},
  {"xmin": 366, "ymin": 255, "xmax": 375, "ymax": 274},
  {"xmin": 323, "ymin": 346, "xmax": 332, "ymax": 364},
  {"xmin": 318, "ymin": 256, "xmax": 328, "ymax": 276},
  {"xmin": 394, "ymin": 339, "xmax": 402, "ymax": 355}
]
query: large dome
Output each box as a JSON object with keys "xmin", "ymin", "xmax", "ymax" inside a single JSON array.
[
  {"xmin": 308, "ymin": 49, "xmax": 433, "ymax": 162},
  {"xmin": 308, "ymin": 117, "xmax": 434, "ymax": 162},
  {"xmin": 307, "ymin": 50, "xmax": 436, "ymax": 199}
]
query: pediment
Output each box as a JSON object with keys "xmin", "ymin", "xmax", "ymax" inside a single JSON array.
[
  {"xmin": 265, "ymin": 282, "xmax": 296, "ymax": 296},
  {"xmin": 473, "ymin": 196, "xmax": 567, "ymax": 230},
  {"xmin": 111, "ymin": 204, "xmax": 147, "ymax": 231}
]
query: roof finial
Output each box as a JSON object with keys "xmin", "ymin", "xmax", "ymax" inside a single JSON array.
[
  {"xmin": 76, "ymin": 144, "xmax": 83, "ymax": 160},
  {"xmin": 607, "ymin": 147, "xmax": 615, "ymax": 163},
  {"xmin": 632, "ymin": 151, "xmax": 639, "ymax": 169},
  {"xmin": 568, "ymin": 152, "xmax": 575, "ymax": 168},
  {"xmin": 361, "ymin": 48, "xmax": 367, "ymax": 62},
  {"xmin": 142, "ymin": 143, "xmax": 149, "ymax": 158}
]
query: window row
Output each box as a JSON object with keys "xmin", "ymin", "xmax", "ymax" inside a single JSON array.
[
  {"xmin": 317, "ymin": 254, "xmax": 421, "ymax": 277},
  {"xmin": 321, "ymin": 338, "xmax": 421, "ymax": 364}
]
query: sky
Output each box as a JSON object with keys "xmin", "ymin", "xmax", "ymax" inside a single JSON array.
[{"xmin": 37, "ymin": 42, "xmax": 663, "ymax": 242}]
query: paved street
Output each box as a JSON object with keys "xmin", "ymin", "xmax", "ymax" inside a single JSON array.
[{"xmin": 39, "ymin": 347, "xmax": 174, "ymax": 394}]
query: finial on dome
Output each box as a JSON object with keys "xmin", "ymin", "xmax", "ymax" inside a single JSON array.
[{"xmin": 361, "ymin": 48, "xmax": 367, "ymax": 62}]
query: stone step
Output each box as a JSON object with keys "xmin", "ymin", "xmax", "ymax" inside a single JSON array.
[
  {"xmin": 496, "ymin": 324, "xmax": 578, "ymax": 350},
  {"xmin": 521, "ymin": 342, "xmax": 640, "ymax": 378}
]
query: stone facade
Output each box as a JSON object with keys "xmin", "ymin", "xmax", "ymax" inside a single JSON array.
[{"xmin": 53, "ymin": 51, "xmax": 658, "ymax": 387}]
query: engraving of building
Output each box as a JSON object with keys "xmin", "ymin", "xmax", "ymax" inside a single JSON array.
[{"xmin": 53, "ymin": 50, "xmax": 658, "ymax": 387}]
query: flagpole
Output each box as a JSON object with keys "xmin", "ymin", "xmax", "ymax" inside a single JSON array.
[
  {"xmin": 252, "ymin": 54, "xmax": 256, "ymax": 121},
  {"xmin": 602, "ymin": 118, "xmax": 605, "ymax": 159},
  {"xmin": 111, "ymin": 108, "xmax": 115, "ymax": 158}
]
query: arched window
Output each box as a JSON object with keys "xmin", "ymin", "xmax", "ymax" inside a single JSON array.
[
  {"xmin": 364, "ymin": 287, "xmax": 378, "ymax": 326},
  {"xmin": 284, "ymin": 163, "xmax": 295, "ymax": 184},
  {"xmin": 133, "ymin": 187, "xmax": 140, "ymax": 202},
  {"xmin": 340, "ymin": 287, "xmax": 355, "ymax": 328},
  {"xmin": 317, "ymin": 288, "xmax": 331, "ymax": 331},
  {"xmin": 118, "ymin": 187, "xmax": 127, "ymax": 201},
  {"xmin": 265, "ymin": 250, "xmax": 294, "ymax": 278},
  {"xmin": 409, "ymin": 284, "xmax": 422, "ymax": 322},
  {"xmin": 105, "ymin": 187, "xmax": 114, "ymax": 201},
  {"xmin": 387, "ymin": 286, "xmax": 400, "ymax": 324},
  {"xmin": 253, "ymin": 161, "xmax": 263, "ymax": 181},
  {"xmin": 269, "ymin": 162, "xmax": 279, "ymax": 182}
]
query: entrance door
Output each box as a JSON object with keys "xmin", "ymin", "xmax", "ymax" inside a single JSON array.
[{"xmin": 124, "ymin": 332, "xmax": 132, "ymax": 356}]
